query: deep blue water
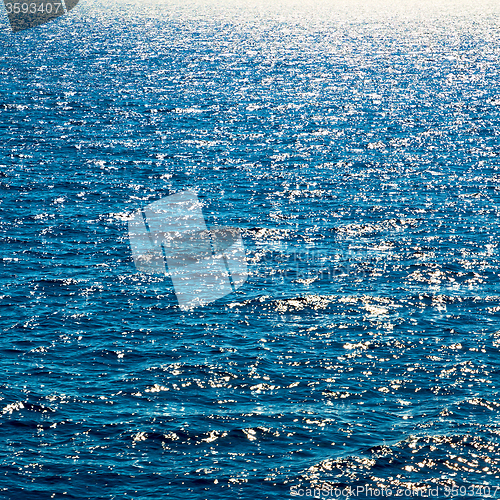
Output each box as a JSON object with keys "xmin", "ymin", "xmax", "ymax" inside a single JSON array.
[{"xmin": 1, "ymin": 1, "xmax": 500, "ymax": 498}]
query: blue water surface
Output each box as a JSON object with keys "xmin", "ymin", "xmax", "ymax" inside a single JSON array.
[{"xmin": 1, "ymin": 0, "xmax": 500, "ymax": 498}]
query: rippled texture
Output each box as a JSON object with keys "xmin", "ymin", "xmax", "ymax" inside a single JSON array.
[{"xmin": 1, "ymin": 0, "xmax": 500, "ymax": 498}]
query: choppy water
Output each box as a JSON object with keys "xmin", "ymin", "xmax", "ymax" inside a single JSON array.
[{"xmin": 1, "ymin": 0, "xmax": 500, "ymax": 498}]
